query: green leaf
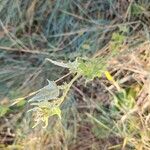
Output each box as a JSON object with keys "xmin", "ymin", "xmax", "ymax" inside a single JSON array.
[
  {"xmin": 28, "ymin": 102, "xmax": 61, "ymax": 128},
  {"xmin": 16, "ymin": 99, "xmax": 26, "ymax": 107},
  {"xmin": 75, "ymin": 57, "xmax": 106, "ymax": 80},
  {"xmin": 113, "ymin": 89, "xmax": 136, "ymax": 111},
  {"xmin": 0, "ymin": 105, "xmax": 9, "ymax": 117},
  {"xmin": 50, "ymin": 106, "xmax": 61, "ymax": 119},
  {"xmin": 131, "ymin": 3, "xmax": 145, "ymax": 16},
  {"xmin": 111, "ymin": 32, "xmax": 125, "ymax": 44},
  {"xmin": 47, "ymin": 57, "xmax": 107, "ymax": 81}
]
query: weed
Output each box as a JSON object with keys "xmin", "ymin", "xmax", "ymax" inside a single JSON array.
[{"xmin": 0, "ymin": 0, "xmax": 150, "ymax": 149}]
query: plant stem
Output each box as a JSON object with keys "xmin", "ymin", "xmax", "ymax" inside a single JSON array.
[{"xmin": 57, "ymin": 73, "xmax": 80, "ymax": 106}]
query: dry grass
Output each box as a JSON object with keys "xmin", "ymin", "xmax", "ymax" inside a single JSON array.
[{"xmin": 0, "ymin": 0, "xmax": 150, "ymax": 150}]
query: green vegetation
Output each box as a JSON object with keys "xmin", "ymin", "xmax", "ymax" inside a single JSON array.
[{"xmin": 0, "ymin": 0, "xmax": 150, "ymax": 150}]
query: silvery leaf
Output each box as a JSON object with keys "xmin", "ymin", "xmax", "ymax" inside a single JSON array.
[
  {"xmin": 46, "ymin": 58, "xmax": 69, "ymax": 68},
  {"xmin": 28, "ymin": 80, "xmax": 59, "ymax": 102}
]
